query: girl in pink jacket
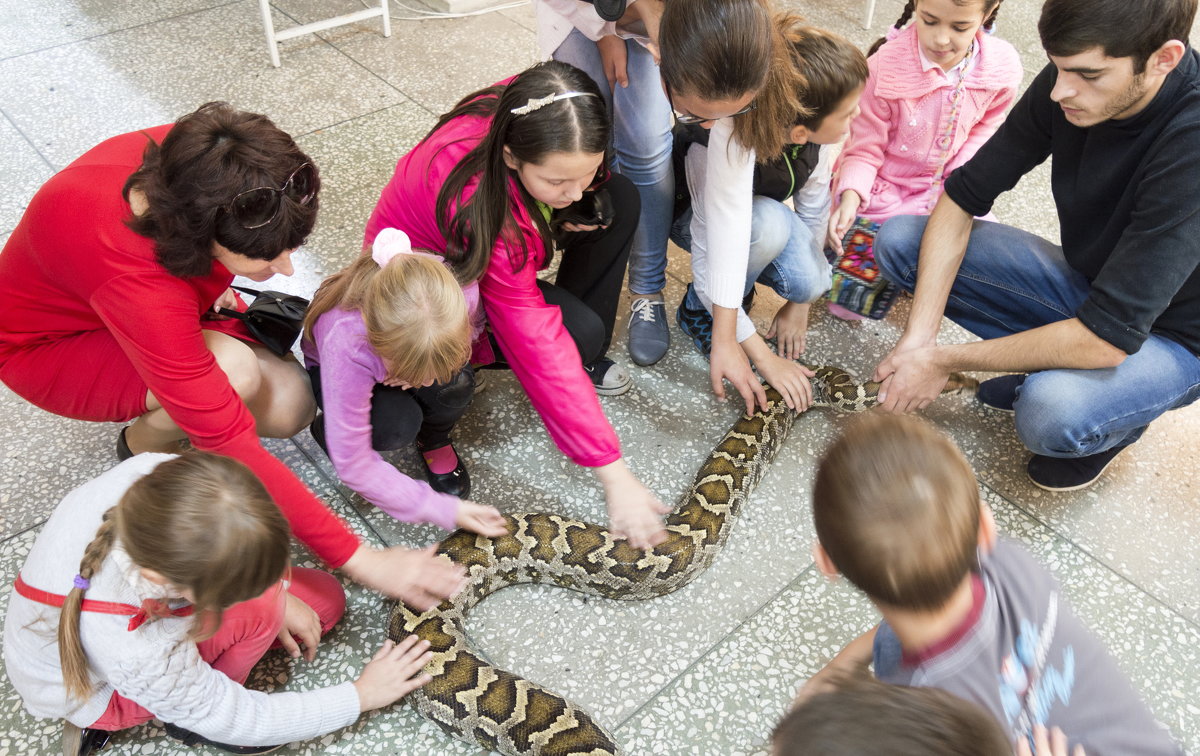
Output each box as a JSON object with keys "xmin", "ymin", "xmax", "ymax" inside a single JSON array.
[
  {"xmin": 365, "ymin": 61, "xmax": 669, "ymax": 550},
  {"xmin": 828, "ymin": 0, "xmax": 1022, "ymax": 249}
]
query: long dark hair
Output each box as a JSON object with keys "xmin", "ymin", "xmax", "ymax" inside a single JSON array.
[
  {"xmin": 431, "ymin": 61, "xmax": 609, "ymax": 283},
  {"xmin": 124, "ymin": 102, "xmax": 319, "ymax": 278}
]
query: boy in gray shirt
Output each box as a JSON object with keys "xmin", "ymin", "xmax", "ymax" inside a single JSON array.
[{"xmin": 806, "ymin": 415, "xmax": 1182, "ymax": 756}]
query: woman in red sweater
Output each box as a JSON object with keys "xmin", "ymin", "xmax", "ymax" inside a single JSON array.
[{"xmin": 0, "ymin": 102, "xmax": 463, "ymax": 608}]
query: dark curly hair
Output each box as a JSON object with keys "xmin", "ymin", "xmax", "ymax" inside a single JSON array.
[{"xmin": 123, "ymin": 102, "xmax": 319, "ymax": 278}]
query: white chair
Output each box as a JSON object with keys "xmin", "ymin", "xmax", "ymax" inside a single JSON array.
[{"xmin": 258, "ymin": 0, "xmax": 392, "ymax": 68}]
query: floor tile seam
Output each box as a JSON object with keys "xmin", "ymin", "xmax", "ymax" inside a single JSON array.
[
  {"xmin": 0, "ymin": 518, "xmax": 48, "ymax": 547},
  {"xmin": 0, "ymin": 0, "xmax": 242, "ymax": 65},
  {"xmin": 977, "ymin": 473, "xmax": 1200, "ymax": 633},
  {"xmin": 291, "ymin": 102, "xmax": 415, "ymax": 141},
  {"xmin": 612, "ymin": 562, "xmax": 820, "ymax": 734},
  {"xmin": 284, "ymin": 436, "xmax": 390, "ymax": 545},
  {"xmin": 0, "ymin": 106, "xmax": 56, "ymax": 172}
]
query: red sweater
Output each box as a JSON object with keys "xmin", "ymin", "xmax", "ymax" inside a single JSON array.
[{"xmin": 0, "ymin": 126, "xmax": 359, "ymax": 566}]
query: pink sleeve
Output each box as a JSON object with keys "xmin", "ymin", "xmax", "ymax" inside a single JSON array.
[
  {"xmin": 834, "ymin": 67, "xmax": 893, "ymax": 205},
  {"xmin": 315, "ymin": 317, "xmax": 459, "ymax": 532},
  {"xmin": 480, "ymin": 222, "xmax": 621, "ymax": 468},
  {"xmin": 950, "ymin": 54, "xmax": 1023, "ymax": 172}
]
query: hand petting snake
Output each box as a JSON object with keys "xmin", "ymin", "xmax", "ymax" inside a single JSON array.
[{"xmin": 388, "ymin": 366, "xmax": 978, "ymax": 755}]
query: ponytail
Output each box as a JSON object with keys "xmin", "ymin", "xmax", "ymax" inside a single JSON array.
[{"xmin": 58, "ymin": 509, "xmax": 118, "ymax": 701}]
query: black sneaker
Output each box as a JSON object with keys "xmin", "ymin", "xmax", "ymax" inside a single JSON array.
[
  {"xmin": 115, "ymin": 427, "xmax": 134, "ymax": 462},
  {"xmin": 676, "ymin": 285, "xmax": 713, "ymax": 357},
  {"xmin": 583, "ymin": 357, "xmax": 632, "ymax": 396},
  {"xmin": 976, "ymin": 373, "xmax": 1027, "ymax": 413},
  {"xmin": 62, "ymin": 723, "xmax": 111, "ymax": 756},
  {"xmin": 163, "ymin": 723, "xmax": 282, "ymax": 754},
  {"xmin": 1026, "ymin": 443, "xmax": 1132, "ymax": 492}
]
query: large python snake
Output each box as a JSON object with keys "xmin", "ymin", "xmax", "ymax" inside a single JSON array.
[{"xmin": 388, "ymin": 366, "xmax": 977, "ymax": 755}]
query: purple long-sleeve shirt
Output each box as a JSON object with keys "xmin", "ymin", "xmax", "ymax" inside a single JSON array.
[{"xmin": 302, "ymin": 307, "xmax": 459, "ymax": 531}]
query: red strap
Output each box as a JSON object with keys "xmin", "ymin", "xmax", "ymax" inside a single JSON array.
[{"xmin": 14, "ymin": 574, "xmax": 195, "ymax": 631}]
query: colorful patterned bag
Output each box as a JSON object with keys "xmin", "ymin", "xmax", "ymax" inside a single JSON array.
[{"xmin": 829, "ymin": 217, "xmax": 898, "ymax": 320}]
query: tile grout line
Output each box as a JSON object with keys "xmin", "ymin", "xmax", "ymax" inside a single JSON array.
[
  {"xmin": 284, "ymin": 435, "xmax": 393, "ymax": 546},
  {"xmin": 0, "ymin": 106, "xmax": 56, "ymax": 173},
  {"xmin": 612, "ymin": 562, "xmax": 822, "ymax": 735},
  {"xmin": 978, "ymin": 472, "xmax": 1200, "ymax": 633},
  {"xmin": 0, "ymin": 0, "xmax": 243, "ymax": 65}
]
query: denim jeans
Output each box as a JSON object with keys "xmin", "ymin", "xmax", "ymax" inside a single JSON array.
[
  {"xmin": 672, "ymin": 196, "xmax": 832, "ymax": 309},
  {"xmin": 554, "ymin": 29, "xmax": 674, "ymax": 295},
  {"xmin": 875, "ymin": 215, "xmax": 1200, "ymax": 457}
]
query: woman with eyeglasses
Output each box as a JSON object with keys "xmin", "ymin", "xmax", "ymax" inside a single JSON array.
[
  {"xmin": 366, "ymin": 61, "xmax": 670, "ymax": 550},
  {"xmin": 0, "ymin": 102, "xmax": 465, "ymax": 610}
]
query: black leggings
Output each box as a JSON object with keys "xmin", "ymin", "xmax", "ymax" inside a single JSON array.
[
  {"xmin": 307, "ymin": 364, "xmax": 475, "ymax": 451},
  {"xmin": 486, "ymin": 173, "xmax": 640, "ymax": 367}
]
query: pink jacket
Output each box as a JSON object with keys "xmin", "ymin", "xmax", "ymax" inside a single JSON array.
[
  {"xmin": 365, "ymin": 109, "xmax": 621, "ymax": 468},
  {"xmin": 835, "ymin": 25, "xmax": 1022, "ymax": 220}
]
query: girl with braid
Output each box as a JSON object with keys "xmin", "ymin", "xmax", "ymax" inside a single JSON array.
[
  {"xmin": 4, "ymin": 454, "xmax": 436, "ymax": 756},
  {"xmin": 826, "ymin": 0, "xmax": 1021, "ymax": 317}
]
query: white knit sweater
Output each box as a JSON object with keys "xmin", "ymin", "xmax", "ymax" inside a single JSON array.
[{"xmin": 2, "ymin": 454, "xmax": 361, "ymax": 746}]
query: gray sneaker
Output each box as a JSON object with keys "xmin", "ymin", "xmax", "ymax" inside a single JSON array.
[{"xmin": 628, "ymin": 296, "xmax": 670, "ymax": 366}]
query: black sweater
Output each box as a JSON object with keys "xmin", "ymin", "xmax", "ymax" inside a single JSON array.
[{"xmin": 945, "ymin": 49, "xmax": 1200, "ymax": 356}]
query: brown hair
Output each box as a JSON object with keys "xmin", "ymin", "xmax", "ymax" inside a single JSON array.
[
  {"xmin": 733, "ymin": 13, "xmax": 812, "ymax": 161},
  {"xmin": 659, "ymin": 0, "xmax": 774, "ymax": 154},
  {"xmin": 303, "ymin": 251, "xmax": 471, "ymax": 386},
  {"xmin": 1040, "ymin": 0, "xmax": 1196, "ymax": 74},
  {"xmin": 773, "ymin": 671, "xmax": 1010, "ymax": 755},
  {"xmin": 790, "ymin": 26, "xmax": 869, "ymax": 130},
  {"xmin": 812, "ymin": 414, "xmax": 981, "ymax": 611},
  {"xmin": 869, "ymin": 0, "xmax": 1004, "ymax": 57},
  {"xmin": 124, "ymin": 102, "xmax": 319, "ymax": 278},
  {"xmin": 58, "ymin": 454, "xmax": 290, "ymax": 701}
]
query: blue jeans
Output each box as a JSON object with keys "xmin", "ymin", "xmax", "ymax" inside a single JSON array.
[
  {"xmin": 554, "ymin": 29, "xmax": 674, "ymax": 296},
  {"xmin": 672, "ymin": 196, "xmax": 832, "ymax": 309},
  {"xmin": 875, "ymin": 215, "xmax": 1200, "ymax": 457}
]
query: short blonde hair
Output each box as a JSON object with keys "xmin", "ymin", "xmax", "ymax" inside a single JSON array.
[
  {"xmin": 813, "ymin": 414, "xmax": 981, "ymax": 611},
  {"xmin": 305, "ymin": 252, "xmax": 471, "ymax": 386}
]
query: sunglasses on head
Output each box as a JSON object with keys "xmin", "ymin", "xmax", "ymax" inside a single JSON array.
[
  {"xmin": 223, "ymin": 162, "xmax": 317, "ymax": 230},
  {"xmin": 663, "ymin": 79, "xmax": 757, "ymax": 126}
]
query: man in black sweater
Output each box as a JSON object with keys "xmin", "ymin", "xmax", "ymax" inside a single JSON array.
[{"xmin": 870, "ymin": 0, "xmax": 1200, "ymax": 491}]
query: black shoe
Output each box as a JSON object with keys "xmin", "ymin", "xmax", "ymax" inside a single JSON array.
[
  {"xmin": 1027, "ymin": 443, "xmax": 1132, "ymax": 492},
  {"xmin": 62, "ymin": 723, "xmax": 111, "ymax": 756},
  {"xmin": 676, "ymin": 285, "xmax": 713, "ymax": 357},
  {"xmin": 976, "ymin": 373, "xmax": 1027, "ymax": 413},
  {"xmin": 115, "ymin": 427, "xmax": 134, "ymax": 462},
  {"xmin": 419, "ymin": 443, "xmax": 471, "ymax": 498},
  {"xmin": 582, "ymin": 357, "xmax": 633, "ymax": 396},
  {"xmin": 163, "ymin": 723, "xmax": 282, "ymax": 754}
]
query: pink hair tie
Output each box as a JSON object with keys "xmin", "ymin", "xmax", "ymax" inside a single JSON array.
[
  {"xmin": 371, "ymin": 227, "xmax": 444, "ymax": 266},
  {"xmin": 885, "ymin": 25, "xmax": 903, "ymax": 41}
]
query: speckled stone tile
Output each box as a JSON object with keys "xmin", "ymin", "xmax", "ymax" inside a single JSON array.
[
  {"xmin": 0, "ymin": 114, "xmax": 52, "ymax": 235},
  {"xmin": 0, "ymin": 0, "xmax": 233, "ymax": 60},
  {"xmin": 0, "ymin": 0, "xmax": 406, "ymax": 169},
  {"xmin": 618, "ymin": 485, "xmax": 1199, "ymax": 755},
  {"xmin": 275, "ymin": 0, "xmax": 539, "ymax": 116}
]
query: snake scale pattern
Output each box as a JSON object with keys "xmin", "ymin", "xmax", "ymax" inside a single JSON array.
[{"xmin": 388, "ymin": 366, "xmax": 978, "ymax": 755}]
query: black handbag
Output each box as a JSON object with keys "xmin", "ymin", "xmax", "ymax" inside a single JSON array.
[{"xmin": 219, "ymin": 285, "xmax": 309, "ymax": 357}]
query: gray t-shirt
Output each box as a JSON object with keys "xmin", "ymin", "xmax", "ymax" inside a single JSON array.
[{"xmin": 873, "ymin": 539, "xmax": 1182, "ymax": 756}]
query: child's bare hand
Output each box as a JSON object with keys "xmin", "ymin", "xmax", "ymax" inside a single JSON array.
[
  {"xmin": 827, "ymin": 190, "xmax": 862, "ymax": 251},
  {"xmin": 1016, "ymin": 726, "xmax": 1087, "ymax": 756},
  {"xmin": 277, "ymin": 591, "xmax": 322, "ymax": 661},
  {"xmin": 755, "ymin": 353, "xmax": 814, "ymax": 413},
  {"xmin": 352, "ymin": 635, "xmax": 434, "ymax": 711},
  {"xmin": 766, "ymin": 302, "xmax": 812, "ymax": 361},
  {"xmin": 455, "ymin": 501, "xmax": 509, "ymax": 538}
]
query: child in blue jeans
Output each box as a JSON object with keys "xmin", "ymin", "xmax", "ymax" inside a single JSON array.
[{"xmin": 673, "ymin": 23, "xmax": 868, "ymax": 362}]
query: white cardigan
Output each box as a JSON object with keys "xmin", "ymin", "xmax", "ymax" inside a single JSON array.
[{"xmin": 2, "ymin": 454, "xmax": 361, "ymax": 746}]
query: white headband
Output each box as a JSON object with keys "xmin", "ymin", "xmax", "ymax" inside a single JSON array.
[{"xmin": 510, "ymin": 91, "xmax": 597, "ymax": 116}]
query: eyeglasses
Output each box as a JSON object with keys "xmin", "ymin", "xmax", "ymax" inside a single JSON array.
[
  {"xmin": 664, "ymin": 80, "xmax": 757, "ymax": 125},
  {"xmin": 224, "ymin": 162, "xmax": 318, "ymax": 230}
]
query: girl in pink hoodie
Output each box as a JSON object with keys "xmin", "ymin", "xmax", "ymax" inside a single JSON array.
[{"xmin": 828, "ymin": 0, "xmax": 1022, "ymax": 252}]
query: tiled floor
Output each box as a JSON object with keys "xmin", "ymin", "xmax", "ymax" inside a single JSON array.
[{"xmin": 1, "ymin": 0, "xmax": 1198, "ymax": 754}]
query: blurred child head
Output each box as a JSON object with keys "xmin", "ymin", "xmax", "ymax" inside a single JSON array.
[
  {"xmin": 305, "ymin": 230, "xmax": 471, "ymax": 388},
  {"xmin": 60, "ymin": 453, "xmax": 290, "ymax": 700},
  {"xmin": 786, "ymin": 26, "xmax": 868, "ymax": 146},
  {"xmin": 773, "ymin": 671, "xmax": 1010, "ymax": 755},
  {"xmin": 812, "ymin": 414, "xmax": 987, "ymax": 611}
]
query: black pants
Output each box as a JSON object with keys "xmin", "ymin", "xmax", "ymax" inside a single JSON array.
[
  {"xmin": 486, "ymin": 173, "xmax": 640, "ymax": 367},
  {"xmin": 307, "ymin": 364, "xmax": 475, "ymax": 451}
]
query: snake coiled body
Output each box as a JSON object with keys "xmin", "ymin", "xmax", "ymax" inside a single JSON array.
[{"xmin": 388, "ymin": 367, "xmax": 976, "ymax": 755}]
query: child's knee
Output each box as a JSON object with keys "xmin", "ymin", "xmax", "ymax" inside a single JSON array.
[
  {"xmin": 874, "ymin": 215, "xmax": 927, "ymax": 287},
  {"xmin": 749, "ymin": 197, "xmax": 791, "ymax": 263}
]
